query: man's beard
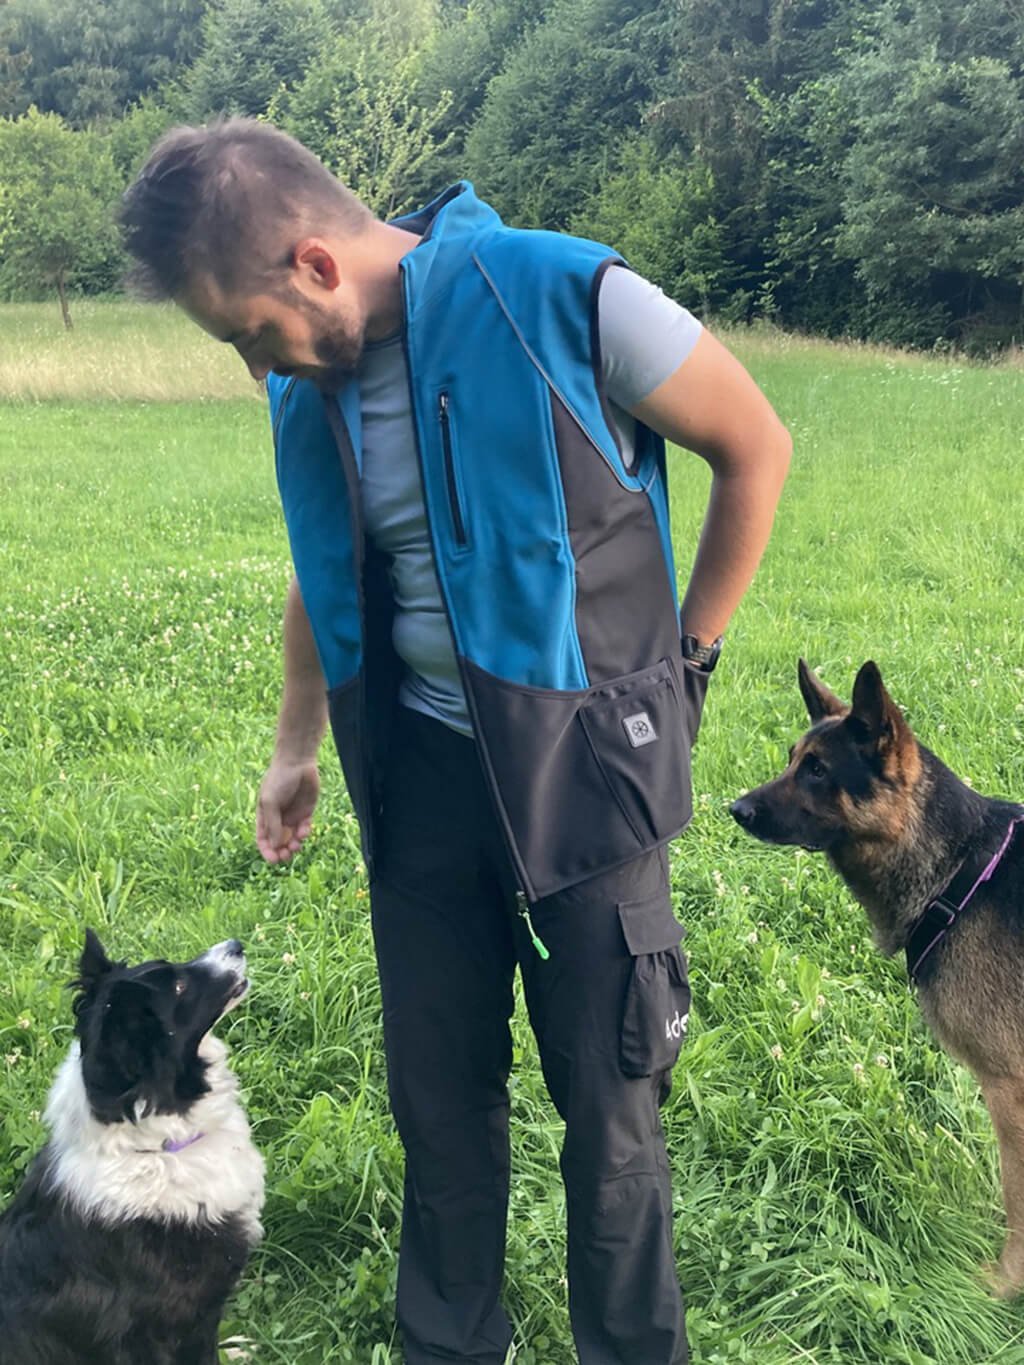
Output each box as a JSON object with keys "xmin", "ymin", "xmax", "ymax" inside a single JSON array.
[
  {"xmin": 310, "ymin": 312, "xmax": 365, "ymax": 390},
  {"xmin": 283, "ymin": 290, "xmax": 366, "ymax": 390}
]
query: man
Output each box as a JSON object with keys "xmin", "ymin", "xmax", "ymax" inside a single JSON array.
[{"xmin": 121, "ymin": 117, "xmax": 791, "ymax": 1365}]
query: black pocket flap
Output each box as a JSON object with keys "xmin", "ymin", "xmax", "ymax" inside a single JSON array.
[{"xmin": 618, "ymin": 893, "xmax": 684, "ymax": 956}]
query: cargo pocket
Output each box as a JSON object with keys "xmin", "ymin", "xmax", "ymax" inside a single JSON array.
[
  {"xmin": 618, "ymin": 892, "xmax": 691, "ymax": 1078},
  {"xmin": 577, "ymin": 658, "xmax": 689, "ymax": 847}
]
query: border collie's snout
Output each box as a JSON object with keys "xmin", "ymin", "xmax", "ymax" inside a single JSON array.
[{"xmin": 197, "ymin": 939, "xmax": 250, "ymax": 1008}]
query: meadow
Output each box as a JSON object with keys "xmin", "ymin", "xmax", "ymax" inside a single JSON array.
[{"xmin": 1, "ymin": 299, "xmax": 1023, "ymax": 1363}]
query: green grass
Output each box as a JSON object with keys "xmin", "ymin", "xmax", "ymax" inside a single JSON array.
[{"xmin": 2, "ymin": 301, "xmax": 1024, "ymax": 1362}]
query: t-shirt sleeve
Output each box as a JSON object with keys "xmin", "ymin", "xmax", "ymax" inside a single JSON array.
[{"xmin": 597, "ymin": 265, "xmax": 703, "ymax": 412}]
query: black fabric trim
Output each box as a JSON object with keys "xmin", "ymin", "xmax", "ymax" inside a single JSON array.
[
  {"xmin": 549, "ymin": 388, "xmax": 681, "ymax": 686},
  {"xmin": 389, "ymin": 182, "xmax": 466, "ymax": 240},
  {"xmin": 589, "ymin": 257, "xmax": 627, "ymax": 464}
]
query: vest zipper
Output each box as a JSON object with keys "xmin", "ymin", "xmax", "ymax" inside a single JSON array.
[
  {"xmin": 438, "ymin": 391, "xmax": 468, "ymax": 547},
  {"xmin": 400, "ymin": 267, "xmax": 537, "ymax": 905},
  {"xmin": 516, "ymin": 891, "xmax": 550, "ymax": 960},
  {"xmin": 319, "ymin": 393, "xmax": 377, "ymax": 866}
]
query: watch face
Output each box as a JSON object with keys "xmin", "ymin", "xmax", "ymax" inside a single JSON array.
[{"xmin": 683, "ymin": 634, "xmax": 722, "ymax": 669}]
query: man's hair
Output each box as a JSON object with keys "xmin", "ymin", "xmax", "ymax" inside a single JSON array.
[{"xmin": 120, "ymin": 117, "xmax": 373, "ymax": 301}]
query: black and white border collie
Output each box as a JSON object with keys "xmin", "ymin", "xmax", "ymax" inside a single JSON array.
[{"xmin": 0, "ymin": 931, "xmax": 265, "ymax": 1365}]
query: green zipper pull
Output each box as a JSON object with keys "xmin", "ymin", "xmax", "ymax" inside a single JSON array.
[{"xmin": 517, "ymin": 893, "xmax": 550, "ymax": 960}]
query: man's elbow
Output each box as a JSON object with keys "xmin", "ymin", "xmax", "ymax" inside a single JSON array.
[{"xmin": 714, "ymin": 415, "xmax": 791, "ymax": 493}]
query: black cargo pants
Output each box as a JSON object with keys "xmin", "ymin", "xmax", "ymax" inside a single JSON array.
[{"xmin": 370, "ymin": 705, "xmax": 692, "ymax": 1364}]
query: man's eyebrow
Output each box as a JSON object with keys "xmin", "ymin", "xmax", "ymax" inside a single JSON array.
[{"xmin": 220, "ymin": 329, "xmax": 247, "ymax": 346}]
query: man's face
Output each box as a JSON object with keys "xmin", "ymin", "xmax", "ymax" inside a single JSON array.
[{"xmin": 180, "ymin": 271, "xmax": 367, "ymax": 390}]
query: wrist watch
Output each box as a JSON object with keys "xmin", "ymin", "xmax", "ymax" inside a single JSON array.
[{"xmin": 681, "ymin": 633, "xmax": 723, "ymax": 673}]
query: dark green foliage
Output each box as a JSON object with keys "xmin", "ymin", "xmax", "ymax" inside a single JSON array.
[
  {"xmin": 1, "ymin": 0, "xmax": 1022, "ymax": 348},
  {"xmin": 463, "ymin": 0, "xmax": 669, "ymax": 229},
  {"xmin": 5, "ymin": 0, "xmax": 207, "ymax": 123},
  {"xmin": 187, "ymin": 0, "xmax": 326, "ymax": 119}
]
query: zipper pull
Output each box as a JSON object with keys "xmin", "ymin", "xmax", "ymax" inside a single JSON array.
[{"xmin": 516, "ymin": 892, "xmax": 550, "ymax": 961}]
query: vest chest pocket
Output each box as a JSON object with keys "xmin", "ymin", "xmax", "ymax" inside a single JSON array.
[
  {"xmin": 618, "ymin": 892, "xmax": 691, "ymax": 1079},
  {"xmin": 438, "ymin": 390, "xmax": 469, "ymax": 550}
]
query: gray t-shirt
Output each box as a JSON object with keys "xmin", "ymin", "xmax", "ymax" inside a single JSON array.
[{"xmin": 356, "ymin": 265, "xmax": 702, "ymax": 736}]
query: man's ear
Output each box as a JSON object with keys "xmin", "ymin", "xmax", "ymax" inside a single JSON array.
[
  {"xmin": 293, "ymin": 238, "xmax": 340, "ymax": 290},
  {"xmin": 797, "ymin": 658, "xmax": 846, "ymax": 723}
]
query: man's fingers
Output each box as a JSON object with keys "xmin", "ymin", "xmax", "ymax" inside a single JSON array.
[{"xmin": 257, "ymin": 796, "xmax": 282, "ymax": 845}]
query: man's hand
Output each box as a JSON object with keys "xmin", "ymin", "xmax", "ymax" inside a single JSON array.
[
  {"xmin": 257, "ymin": 575, "xmax": 328, "ymax": 864},
  {"xmin": 256, "ymin": 757, "xmax": 321, "ymax": 864}
]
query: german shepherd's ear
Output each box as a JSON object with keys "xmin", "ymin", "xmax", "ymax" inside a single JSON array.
[
  {"xmin": 849, "ymin": 661, "xmax": 906, "ymax": 751},
  {"xmin": 797, "ymin": 659, "xmax": 846, "ymax": 722}
]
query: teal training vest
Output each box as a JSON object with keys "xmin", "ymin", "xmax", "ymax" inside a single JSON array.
[{"xmin": 268, "ymin": 183, "xmax": 707, "ymax": 900}]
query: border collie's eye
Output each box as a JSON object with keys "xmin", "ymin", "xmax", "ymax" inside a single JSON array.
[
  {"xmin": 174, "ymin": 979, "xmax": 187, "ymax": 996},
  {"xmin": 802, "ymin": 754, "xmax": 827, "ymax": 781}
]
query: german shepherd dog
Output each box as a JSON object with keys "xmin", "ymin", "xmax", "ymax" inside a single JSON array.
[{"xmin": 731, "ymin": 659, "xmax": 1024, "ymax": 1295}]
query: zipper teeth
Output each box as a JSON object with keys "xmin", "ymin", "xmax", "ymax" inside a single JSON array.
[
  {"xmin": 319, "ymin": 392, "xmax": 376, "ymax": 854},
  {"xmin": 400, "ymin": 268, "xmax": 533, "ymax": 901},
  {"xmin": 438, "ymin": 391, "xmax": 468, "ymax": 546}
]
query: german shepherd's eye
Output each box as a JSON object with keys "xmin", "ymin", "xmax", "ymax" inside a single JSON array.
[{"xmin": 801, "ymin": 753, "xmax": 828, "ymax": 782}]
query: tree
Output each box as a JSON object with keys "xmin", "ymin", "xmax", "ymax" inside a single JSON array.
[
  {"xmin": 837, "ymin": 20, "xmax": 1024, "ymax": 348},
  {"xmin": 273, "ymin": 0, "xmax": 456, "ymax": 217},
  {"xmin": 0, "ymin": 0, "xmax": 28, "ymax": 117},
  {"xmin": 0, "ymin": 108, "xmax": 123, "ymax": 326},
  {"xmin": 6, "ymin": 0, "xmax": 208, "ymax": 124},
  {"xmin": 571, "ymin": 136, "xmax": 730, "ymax": 317},
  {"xmin": 408, "ymin": 0, "xmax": 547, "ymax": 194},
  {"xmin": 463, "ymin": 0, "xmax": 669, "ymax": 230},
  {"xmin": 188, "ymin": 0, "xmax": 326, "ymax": 119}
]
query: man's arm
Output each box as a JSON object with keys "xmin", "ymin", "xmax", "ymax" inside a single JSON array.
[
  {"xmin": 629, "ymin": 329, "xmax": 792, "ymax": 648},
  {"xmin": 256, "ymin": 575, "xmax": 328, "ymax": 863}
]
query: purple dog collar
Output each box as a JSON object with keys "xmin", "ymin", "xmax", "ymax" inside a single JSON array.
[
  {"xmin": 906, "ymin": 812, "xmax": 1024, "ymax": 985},
  {"xmin": 162, "ymin": 1131, "xmax": 205, "ymax": 1153}
]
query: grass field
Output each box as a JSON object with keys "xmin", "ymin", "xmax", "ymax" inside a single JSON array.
[{"xmin": 1, "ymin": 299, "xmax": 1023, "ymax": 1363}]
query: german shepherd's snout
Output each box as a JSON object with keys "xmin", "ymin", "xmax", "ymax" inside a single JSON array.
[{"xmin": 734, "ymin": 658, "xmax": 1024, "ymax": 1297}]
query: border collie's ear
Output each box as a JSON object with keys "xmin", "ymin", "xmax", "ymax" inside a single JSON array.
[
  {"xmin": 797, "ymin": 659, "xmax": 846, "ymax": 723},
  {"xmin": 78, "ymin": 929, "xmax": 113, "ymax": 989}
]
